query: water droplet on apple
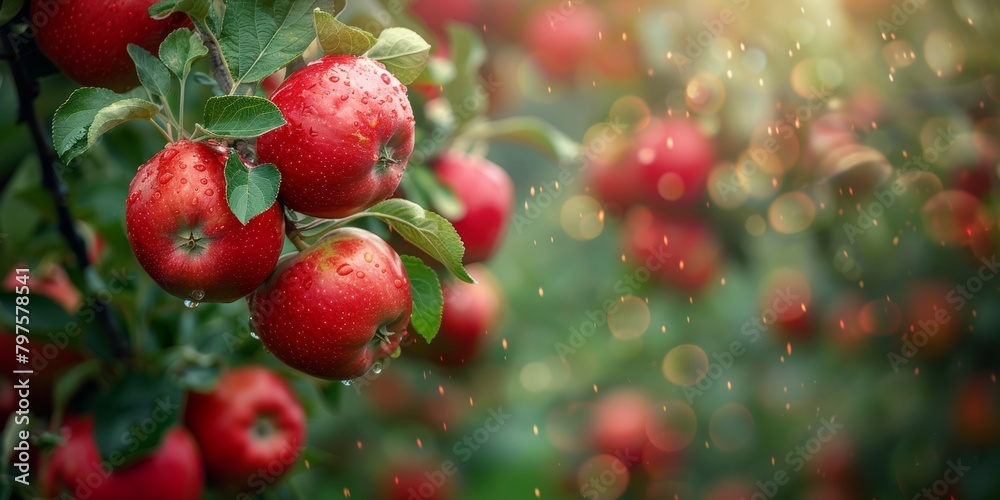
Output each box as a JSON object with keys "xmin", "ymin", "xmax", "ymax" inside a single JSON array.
[
  {"xmin": 364, "ymin": 252, "xmax": 373, "ymax": 263},
  {"xmin": 200, "ymin": 178, "xmax": 208, "ymax": 185},
  {"xmin": 127, "ymin": 191, "xmax": 141, "ymax": 205},
  {"xmin": 250, "ymin": 331, "xmax": 259, "ymax": 339},
  {"xmin": 356, "ymin": 271, "xmax": 365, "ymax": 279},
  {"xmin": 393, "ymin": 279, "xmax": 403, "ymax": 288},
  {"xmin": 328, "ymin": 75, "xmax": 340, "ymax": 83},
  {"xmin": 371, "ymin": 361, "xmax": 383, "ymax": 374},
  {"xmin": 152, "ymin": 191, "xmax": 162, "ymax": 201},
  {"xmin": 183, "ymin": 299, "xmax": 200, "ymax": 309},
  {"xmin": 380, "ymin": 74, "xmax": 391, "ymax": 85},
  {"xmin": 340, "ymin": 94, "xmax": 350, "ymax": 101},
  {"xmin": 337, "ymin": 264, "xmax": 353, "ymax": 276},
  {"xmin": 194, "ymin": 164, "xmax": 207, "ymax": 172},
  {"xmin": 190, "ymin": 290, "xmax": 205, "ymax": 300},
  {"xmin": 205, "ymin": 189, "xmax": 214, "ymax": 196},
  {"xmin": 161, "ymin": 149, "xmax": 178, "ymax": 162},
  {"xmin": 158, "ymin": 173, "xmax": 174, "ymax": 184}
]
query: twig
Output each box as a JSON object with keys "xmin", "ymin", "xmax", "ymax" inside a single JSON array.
[
  {"xmin": 284, "ymin": 212, "xmax": 309, "ymax": 251},
  {"xmin": 194, "ymin": 24, "xmax": 234, "ymax": 94},
  {"xmin": 1, "ymin": 26, "xmax": 132, "ymax": 363}
]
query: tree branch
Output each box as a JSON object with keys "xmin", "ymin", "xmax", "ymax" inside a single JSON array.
[
  {"xmin": 194, "ymin": 24, "xmax": 234, "ymax": 94},
  {"xmin": 1, "ymin": 26, "xmax": 132, "ymax": 363}
]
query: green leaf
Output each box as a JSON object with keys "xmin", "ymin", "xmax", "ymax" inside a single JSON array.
[
  {"xmin": 464, "ymin": 117, "xmax": 580, "ymax": 165},
  {"xmin": 52, "ymin": 88, "xmax": 159, "ymax": 164},
  {"xmin": 367, "ymin": 27, "xmax": 431, "ymax": 85},
  {"xmin": 158, "ymin": 28, "xmax": 208, "ymax": 80},
  {"xmin": 224, "ymin": 150, "xmax": 281, "ymax": 225},
  {"xmin": 88, "ymin": 99, "xmax": 161, "ymax": 147},
  {"xmin": 93, "ymin": 373, "xmax": 182, "ymax": 464},
  {"xmin": 314, "ymin": 8, "xmax": 376, "ymax": 56},
  {"xmin": 127, "ymin": 44, "xmax": 172, "ymax": 97},
  {"xmin": 220, "ymin": 0, "xmax": 334, "ymax": 86},
  {"xmin": 0, "ymin": 0, "xmax": 25, "ymax": 26},
  {"xmin": 441, "ymin": 24, "xmax": 488, "ymax": 129},
  {"xmin": 51, "ymin": 359, "xmax": 104, "ymax": 425},
  {"xmin": 149, "ymin": 0, "xmax": 211, "ymax": 25},
  {"xmin": 195, "ymin": 95, "xmax": 286, "ymax": 139},
  {"xmin": 400, "ymin": 255, "xmax": 443, "ymax": 343},
  {"xmin": 366, "ymin": 199, "xmax": 473, "ymax": 283}
]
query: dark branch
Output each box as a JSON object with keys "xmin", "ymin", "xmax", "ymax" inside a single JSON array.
[{"xmin": 1, "ymin": 26, "xmax": 132, "ymax": 363}]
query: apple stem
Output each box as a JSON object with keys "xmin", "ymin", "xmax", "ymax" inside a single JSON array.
[
  {"xmin": 1, "ymin": 27, "xmax": 133, "ymax": 363},
  {"xmin": 284, "ymin": 213, "xmax": 309, "ymax": 252}
]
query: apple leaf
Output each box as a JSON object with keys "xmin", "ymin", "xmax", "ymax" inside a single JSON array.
[
  {"xmin": 159, "ymin": 28, "xmax": 208, "ymax": 81},
  {"xmin": 0, "ymin": 0, "xmax": 25, "ymax": 27},
  {"xmin": 223, "ymin": 150, "xmax": 281, "ymax": 225},
  {"xmin": 400, "ymin": 255, "xmax": 442, "ymax": 343},
  {"xmin": 220, "ymin": 0, "xmax": 335, "ymax": 87},
  {"xmin": 314, "ymin": 8, "xmax": 376, "ymax": 56},
  {"xmin": 128, "ymin": 44, "xmax": 172, "ymax": 97},
  {"xmin": 53, "ymin": 88, "xmax": 160, "ymax": 165},
  {"xmin": 367, "ymin": 27, "xmax": 431, "ymax": 85},
  {"xmin": 195, "ymin": 95, "xmax": 286, "ymax": 139},
  {"xmin": 366, "ymin": 198, "xmax": 473, "ymax": 283},
  {"xmin": 149, "ymin": 0, "xmax": 212, "ymax": 27},
  {"xmin": 462, "ymin": 117, "xmax": 580, "ymax": 166},
  {"xmin": 94, "ymin": 373, "xmax": 182, "ymax": 464},
  {"xmin": 441, "ymin": 24, "xmax": 488, "ymax": 130}
]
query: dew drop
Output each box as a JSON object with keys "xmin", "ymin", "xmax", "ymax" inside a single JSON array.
[
  {"xmin": 342, "ymin": 379, "xmax": 354, "ymax": 386},
  {"xmin": 152, "ymin": 191, "xmax": 162, "ymax": 201},
  {"xmin": 250, "ymin": 331, "xmax": 259, "ymax": 339},
  {"xmin": 364, "ymin": 252, "xmax": 373, "ymax": 263},
  {"xmin": 380, "ymin": 73, "xmax": 392, "ymax": 85},
  {"xmin": 158, "ymin": 172, "xmax": 174, "ymax": 184},
  {"xmin": 372, "ymin": 361, "xmax": 383, "ymax": 374},
  {"xmin": 183, "ymin": 299, "xmax": 200, "ymax": 309},
  {"xmin": 194, "ymin": 164, "xmax": 207, "ymax": 172},
  {"xmin": 180, "ymin": 178, "xmax": 188, "ymax": 184},
  {"xmin": 200, "ymin": 178, "xmax": 208, "ymax": 185},
  {"xmin": 205, "ymin": 189, "xmax": 214, "ymax": 196},
  {"xmin": 191, "ymin": 289, "xmax": 205, "ymax": 300},
  {"xmin": 337, "ymin": 264, "xmax": 354, "ymax": 276},
  {"xmin": 340, "ymin": 94, "xmax": 350, "ymax": 101},
  {"xmin": 356, "ymin": 271, "xmax": 365, "ymax": 279},
  {"xmin": 329, "ymin": 75, "xmax": 340, "ymax": 83},
  {"xmin": 393, "ymin": 279, "xmax": 403, "ymax": 288}
]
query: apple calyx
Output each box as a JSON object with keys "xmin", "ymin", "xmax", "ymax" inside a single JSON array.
[
  {"xmin": 373, "ymin": 324, "xmax": 395, "ymax": 344},
  {"xmin": 251, "ymin": 415, "xmax": 277, "ymax": 441},
  {"xmin": 375, "ymin": 144, "xmax": 402, "ymax": 174},
  {"xmin": 176, "ymin": 228, "xmax": 209, "ymax": 255}
]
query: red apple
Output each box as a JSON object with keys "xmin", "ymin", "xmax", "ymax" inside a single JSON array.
[
  {"xmin": 185, "ymin": 367, "xmax": 306, "ymax": 491},
  {"xmin": 587, "ymin": 139, "xmax": 642, "ymax": 213},
  {"xmin": 248, "ymin": 228, "xmax": 411, "ymax": 380},
  {"xmin": 632, "ymin": 118, "xmax": 715, "ymax": 208},
  {"xmin": 32, "ymin": 0, "xmax": 189, "ymax": 92},
  {"xmin": 409, "ymin": 0, "xmax": 478, "ymax": 39},
  {"xmin": 525, "ymin": 4, "xmax": 606, "ymax": 79},
  {"xmin": 44, "ymin": 416, "xmax": 203, "ymax": 500},
  {"xmin": 257, "ymin": 55, "xmax": 416, "ymax": 218},
  {"xmin": 623, "ymin": 208, "xmax": 721, "ymax": 292},
  {"xmin": 125, "ymin": 140, "xmax": 285, "ymax": 303},
  {"xmin": 591, "ymin": 390, "xmax": 651, "ymax": 460},
  {"xmin": 408, "ymin": 264, "xmax": 501, "ymax": 366},
  {"xmin": 433, "ymin": 152, "xmax": 514, "ymax": 263}
]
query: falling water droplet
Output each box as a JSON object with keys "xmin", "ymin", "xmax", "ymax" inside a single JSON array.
[
  {"xmin": 191, "ymin": 289, "xmax": 205, "ymax": 300},
  {"xmin": 337, "ymin": 264, "xmax": 353, "ymax": 276},
  {"xmin": 342, "ymin": 379, "xmax": 354, "ymax": 386},
  {"xmin": 183, "ymin": 299, "xmax": 200, "ymax": 309},
  {"xmin": 372, "ymin": 361, "xmax": 383, "ymax": 374},
  {"xmin": 250, "ymin": 331, "xmax": 259, "ymax": 339}
]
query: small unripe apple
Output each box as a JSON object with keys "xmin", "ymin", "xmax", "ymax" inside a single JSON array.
[
  {"xmin": 32, "ymin": 0, "xmax": 189, "ymax": 92},
  {"xmin": 258, "ymin": 55, "xmax": 416, "ymax": 218},
  {"xmin": 408, "ymin": 264, "xmax": 501, "ymax": 366},
  {"xmin": 248, "ymin": 228, "xmax": 411, "ymax": 380},
  {"xmin": 433, "ymin": 152, "xmax": 514, "ymax": 263},
  {"xmin": 44, "ymin": 417, "xmax": 203, "ymax": 500},
  {"xmin": 185, "ymin": 367, "xmax": 306, "ymax": 491},
  {"xmin": 125, "ymin": 140, "xmax": 285, "ymax": 303}
]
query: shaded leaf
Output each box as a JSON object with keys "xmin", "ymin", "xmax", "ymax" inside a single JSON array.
[
  {"xmin": 223, "ymin": 150, "xmax": 281, "ymax": 225},
  {"xmin": 400, "ymin": 255, "xmax": 442, "ymax": 342}
]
